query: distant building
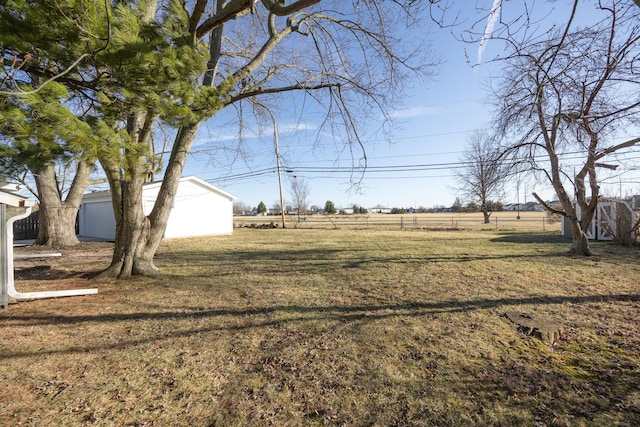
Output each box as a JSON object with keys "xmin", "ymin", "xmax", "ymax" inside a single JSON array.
[
  {"xmin": 0, "ymin": 183, "xmax": 24, "ymax": 194},
  {"xmin": 504, "ymin": 202, "xmax": 544, "ymax": 212},
  {"xmin": 369, "ymin": 207, "xmax": 391, "ymax": 214}
]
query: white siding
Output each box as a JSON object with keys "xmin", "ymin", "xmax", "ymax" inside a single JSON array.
[
  {"xmin": 79, "ymin": 177, "xmax": 235, "ymax": 240},
  {"xmin": 161, "ymin": 179, "xmax": 234, "ymax": 238},
  {"xmin": 79, "ymin": 200, "xmax": 116, "ymax": 240}
]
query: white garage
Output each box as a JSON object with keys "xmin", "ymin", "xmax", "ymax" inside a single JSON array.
[{"xmin": 79, "ymin": 176, "xmax": 236, "ymax": 240}]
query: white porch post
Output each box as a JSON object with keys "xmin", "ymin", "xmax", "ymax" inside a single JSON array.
[
  {"xmin": 4, "ymin": 208, "xmax": 98, "ymax": 303},
  {"xmin": 1, "ymin": 203, "xmax": 8, "ymax": 309}
]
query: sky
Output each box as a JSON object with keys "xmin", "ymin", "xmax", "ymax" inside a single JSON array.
[
  {"xmin": 183, "ymin": 8, "xmax": 500, "ymax": 210},
  {"xmin": 93, "ymin": 1, "xmax": 640, "ymax": 211}
]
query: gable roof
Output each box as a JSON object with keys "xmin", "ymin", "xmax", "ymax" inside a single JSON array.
[
  {"xmin": 82, "ymin": 176, "xmax": 236, "ymax": 202},
  {"xmin": 143, "ymin": 176, "xmax": 237, "ymax": 201}
]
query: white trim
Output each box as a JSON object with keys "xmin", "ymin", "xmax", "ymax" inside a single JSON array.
[
  {"xmin": 141, "ymin": 176, "xmax": 237, "ymax": 201},
  {"xmin": 1, "ymin": 207, "xmax": 97, "ymax": 307},
  {"xmin": 0, "ymin": 189, "xmax": 34, "ymax": 208}
]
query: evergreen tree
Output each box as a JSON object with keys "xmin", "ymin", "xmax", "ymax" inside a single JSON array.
[
  {"xmin": 3, "ymin": 0, "xmax": 433, "ymax": 277},
  {"xmin": 324, "ymin": 200, "xmax": 336, "ymax": 214},
  {"xmin": 451, "ymin": 198, "xmax": 463, "ymax": 213},
  {"xmin": 1, "ymin": 0, "xmax": 205, "ymax": 247}
]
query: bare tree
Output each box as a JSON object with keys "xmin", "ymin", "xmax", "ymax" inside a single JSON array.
[
  {"xmin": 3, "ymin": 0, "xmax": 441, "ymax": 276},
  {"xmin": 487, "ymin": 0, "xmax": 640, "ymax": 255},
  {"xmin": 454, "ymin": 130, "xmax": 505, "ymax": 223},
  {"xmin": 289, "ymin": 176, "xmax": 310, "ymax": 221},
  {"xmin": 97, "ymin": 0, "xmax": 436, "ymax": 277},
  {"xmin": 3, "ymin": 1, "xmax": 435, "ymax": 277},
  {"xmin": 233, "ymin": 201, "xmax": 252, "ymax": 215}
]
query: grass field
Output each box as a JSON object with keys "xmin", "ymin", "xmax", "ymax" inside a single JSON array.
[
  {"xmin": 235, "ymin": 211, "xmax": 561, "ymax": 232},
  {"xmin": 1, "ymin": 228, "xmax": 639, "ymax": 426}
]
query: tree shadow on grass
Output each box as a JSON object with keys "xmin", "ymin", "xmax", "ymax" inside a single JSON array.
[
  {"xmin": 490, "ymin": 232, "xmax": 568, "ymax": 244},
  {"xmin": 490, "ymin": 232, "xmax": 640, "ymax": 261},
  {"xmin": 155, "ymin": 247, "xmax": 569, "ymax": 279},
  {"xmin": 450, "ymin": 357, "xmax": 640, "ymax": 426},
  {"xmin": 4, "ymin": 293, "xmax": 638, "ymax": 358},
  {"xmin": 3, "ymin": 296, "xmax": 638, "ymax": 426},
  {"xmin": 14, "ymin": 265, "xmax": 98, "ymax": 281},
  {"xmin": 3, "ymin": 293, "xmax": 639, "ymax": 425},
  {"xmin": 11, "ymin": 247, "xmax": 564, "ymax": 283}
]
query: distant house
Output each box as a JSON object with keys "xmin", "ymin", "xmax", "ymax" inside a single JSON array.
[
  {"xmin": 504, "ymin": 202, "xmax": 544, "ymax": 212},
  {"xmin": 370, "ymin": 207, "xmax": 392, "ymax": 214},
  {"xmin": 79, "ymin": 176, "xmax": 236, "ymax": 240}
]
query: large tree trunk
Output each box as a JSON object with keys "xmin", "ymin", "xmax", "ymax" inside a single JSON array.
[
  {"xmin": 98, "ymin": 0, "xmax": 223, "ymax": 279},
  {"xmin": 481, "ymin": 203, "xmax": 491, "ymax": 224},
  {"xmin": 556, "ymin": 186, "xmax": 595, "ymax": 256},
  {"xmin": 98, "ymin": 121, "xmax": 202, "ymax": 278},
  {"xmin": 569, "ymin": 216, "xmax": 591, "ymax": 255},
  {"xmin": 33, "ymin": 160, "xmax": 92, "ymax": 246},
  {"xmin": 99, "ymin": 175, "xmax": 152, "ymax": 277}
]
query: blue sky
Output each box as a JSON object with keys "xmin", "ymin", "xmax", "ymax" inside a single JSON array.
[
  {"xmin": 184, "ymin": 10, "xmax": 501, "ymax": 210},
  {"xmin": 176, "ymin": 1, "xmax": 640, "ymax": 210},
  {"xmin": 86, "ymin": 1, "xmax": 639, "ymax": 211}
]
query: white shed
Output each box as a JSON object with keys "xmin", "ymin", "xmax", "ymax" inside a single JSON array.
[
  {"xmin": 79, "ymin": 176, "xmax": 236, "ymax": 240},
  {"xmin": 561, "ymin": 199, "xmax": 636, "ymax": 241}
]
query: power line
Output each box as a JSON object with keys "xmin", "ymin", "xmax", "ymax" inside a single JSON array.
[{"xmin": 203, "ymin": 146, "xmax": 640, "ymax": 184}]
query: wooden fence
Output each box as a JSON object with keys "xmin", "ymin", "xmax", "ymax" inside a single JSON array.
[
  {"xmin": 12, "ymin": 211, "xmax": 80, "ymax": 241},
  {"xmin": 13, "ymin": 211, "xmax": 39, "ymax": 240}
]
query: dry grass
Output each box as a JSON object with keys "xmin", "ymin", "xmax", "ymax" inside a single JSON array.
[
  {"xmin": 1, "ymin": 228, "xmax": 639, "ymax": 426},
  {"xmin": 235, "ymin": 211, "xmax": 561, "ymax": 232}
]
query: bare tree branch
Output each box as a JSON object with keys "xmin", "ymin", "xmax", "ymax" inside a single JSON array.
[
  {"xmin": 491, "ymin": 0, "xmax": 640, "ymax": 254},
  {"xmin": 532, "ymin": 192, "xmax": 565, "ymax": 216}
]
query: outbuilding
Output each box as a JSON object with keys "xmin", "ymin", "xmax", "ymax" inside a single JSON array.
[
  {"xmin": 561, "ymin": 199, "xmax": 636, "ymax": 241},
  {"xmin": 79, "ymin": 176, "xmax": 236, "ymax": 240}
]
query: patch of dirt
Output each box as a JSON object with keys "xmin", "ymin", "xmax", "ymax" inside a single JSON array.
[{"xmin": 13, "ymin": 242, "xmax": 114, "ymax": 281}]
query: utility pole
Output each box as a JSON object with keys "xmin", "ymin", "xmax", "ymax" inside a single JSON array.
[
  {"xmin": 516, "ymin": 182, "xmax": 521, "ymax": 220},
  {"xmin": 269, "ymin": 111, "xmax": 286, "ymax": 229}
]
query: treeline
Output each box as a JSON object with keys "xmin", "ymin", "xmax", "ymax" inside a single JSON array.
[
  {"xmin": 235, "ymin": 199, "xmax": 509, "ymax": 215},
  {"xmin": 450, "ymin": 199, "xmax": 504, "ymax": 213}
]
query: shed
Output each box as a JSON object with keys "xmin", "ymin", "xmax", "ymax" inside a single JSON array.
[
  {"xmin": 79, "ymin": 176, "xmax": 236, "ymax": 240},
  {"xmin": 561, "ymin": 199, "xmax": 636, "ymax": 241}
]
